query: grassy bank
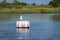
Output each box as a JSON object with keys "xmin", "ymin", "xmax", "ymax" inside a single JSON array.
[{"xmin": 0, "ymin": 6, "xmax": 60, "ymax": 13}]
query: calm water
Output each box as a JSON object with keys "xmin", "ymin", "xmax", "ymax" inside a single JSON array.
[{"xmin": 0, "ymin": 13, "xmax": 60, "ymax": 40}]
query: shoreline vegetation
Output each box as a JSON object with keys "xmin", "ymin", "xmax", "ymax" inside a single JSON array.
[
  {"xmin": 0, "ymin": 0, "xmax": 60, "ymax": 13},
  {"xmin": 0, "ymin": 6, "xmax": 60, "ymax": 13}
]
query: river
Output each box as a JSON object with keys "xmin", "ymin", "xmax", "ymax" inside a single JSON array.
[{"xmin": 0, "ymin": 13, "xmax": 60, "ymax": 40}]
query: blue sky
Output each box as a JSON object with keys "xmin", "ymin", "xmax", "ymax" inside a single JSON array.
[{"xmin": 0, "ymin": 0, "xmax": 51, "ymax": 5}]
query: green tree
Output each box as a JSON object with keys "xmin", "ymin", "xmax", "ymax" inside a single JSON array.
[
  {"xmin": 1, "ymin": 0, "xmax": 8, "ymax": 7},
  {"xmin": 49, "ymin": 0, "xmax": 60, "ymax": 7},
  {"xmin": 20, "ymin": 2, "xmax": 27, "ymax": 5},
  {"xmin": 13, "ymin": 0, "xmax": 20, "ymax": 5},
  {"xmin": 32, "ymin": 3, "xmax": 36, "ymax": 5}
]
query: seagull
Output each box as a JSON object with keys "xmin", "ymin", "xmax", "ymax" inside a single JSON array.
[{"xmin": 20, "ymin": 16, "xmax": 22, "ymax": 20}]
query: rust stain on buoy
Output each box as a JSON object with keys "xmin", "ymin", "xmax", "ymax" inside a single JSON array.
[{"xmin": 16, "ymin": 21, "xmax": 30, "ymax": 28}]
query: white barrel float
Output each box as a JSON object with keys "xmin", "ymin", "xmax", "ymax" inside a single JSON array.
[{"xmin": 16, "ymin": 21, "xmax": 30, "ymax": 28}]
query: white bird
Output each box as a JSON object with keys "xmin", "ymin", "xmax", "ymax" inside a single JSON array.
[{"xmin": 20, "ymin": 16, "xmax": 22, "ymax": 20}]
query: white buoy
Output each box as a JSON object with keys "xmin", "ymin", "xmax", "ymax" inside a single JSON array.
[
  {"xmin": 16, "ymin": 21, "xmax": 30, "ymax": 28},
  {"xmin": 16, "ymin": 16, "xmax": 30, "ymax": 28}
]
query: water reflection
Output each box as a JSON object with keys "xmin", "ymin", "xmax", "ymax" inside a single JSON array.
[
  {"xmin": 51, "ymin": 15, "xmax": 60, "ymax": 21},
  {"xmin": 16, "ymin": 28, "xmax": 29, "ymax": 40}
]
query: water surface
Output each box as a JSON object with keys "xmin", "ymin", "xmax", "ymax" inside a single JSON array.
[{"xmin": 0, "ymin": 13, "xmax": 60, "ymax": 40}]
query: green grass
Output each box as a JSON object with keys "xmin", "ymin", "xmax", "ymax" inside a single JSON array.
[{"xmin": 0, "ymin": 5, "xmax": 60, "ymax": 13}]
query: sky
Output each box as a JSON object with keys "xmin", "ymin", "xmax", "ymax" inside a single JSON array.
[{"xmin": 0, "ymin": 0, "xmax": 51, "ymax": 5}]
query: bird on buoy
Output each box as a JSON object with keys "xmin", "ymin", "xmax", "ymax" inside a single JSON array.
[{"xmin": 20, "ymin": 16, "xmax": 22, "ymax": 20}]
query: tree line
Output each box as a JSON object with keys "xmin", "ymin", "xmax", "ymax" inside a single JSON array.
[
  {"xmin": 49, "ymin": 0, "xmax": 60, "ymax": 7},
  {"xmin": 0, "ymin": 0, "xmax": 36, "ymax": 8},
  {"xmin": 0, "ymin": 0, "xmax": 60, "ymax": 8}
]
